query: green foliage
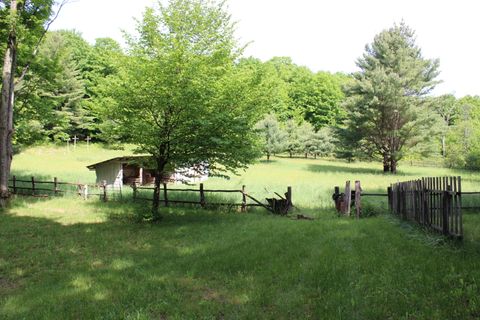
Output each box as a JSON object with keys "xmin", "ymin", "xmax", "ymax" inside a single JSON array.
[
  {"xmin": 343, "ymin": 22, "xmax": 440, "ymax": 172},
  {"xmin": 307, "ymin": 126, "xmax": 336, "ymax": 158},
  {"xmin": 105, "ymin": 0, "xmax": 267, "ymax": 218},
  {"xmin": 255, "ymin": 113, "xmax": 286, "ymax": 160},
  {"xmin": 15, "ymin": 31, "xmax": 86, "ymax": 144},
  {"xmin": 445, "ymin": 96, "xmax": 480, "ymax": 168}
]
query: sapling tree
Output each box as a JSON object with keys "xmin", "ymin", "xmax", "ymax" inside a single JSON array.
[
  {"xmin": 308, "ymin": 127, "xmax": 335, "ymax": 159},
  {"xmin": 297, "ymin": 121, "xmax": 314, "ymax": 158},
  {"xmin": 105, "ymin": 0, "xmax": 266, "ymax": 220},
  {"xmin": 284, "ymin": 119, "xmax": 301, "ymax": 158},
  {"xmin": 255, "ymin": 113, "xmax": 285, "ymax": 161}
]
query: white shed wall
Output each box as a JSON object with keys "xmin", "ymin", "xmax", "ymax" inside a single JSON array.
[{"xmin": 95, "ymin": 162, "xmax": 123, "ymax": 189}]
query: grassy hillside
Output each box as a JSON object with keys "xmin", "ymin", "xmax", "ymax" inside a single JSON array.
[{"xmin": 2, "ymin": 145, "xmax": 480, "ymax": 319}]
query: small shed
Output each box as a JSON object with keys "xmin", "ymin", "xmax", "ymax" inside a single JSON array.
[{"xmin": 87, "ymin": 156, "xmax": 208, "ymax": 189}]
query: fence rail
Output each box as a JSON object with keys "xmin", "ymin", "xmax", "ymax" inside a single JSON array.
[
  {"xmin": 132, "ymin": 183, "xmax": 292, "ymax": 213},
  {"xmin": 8, "ymin": 176, "xmax": 292, "ymax": 214},
  {"xmin": 8, "ymin": 176, "xmax": 108, "ymax": 200},
  {"xmin": 389, "ymin": 176, "xmax": 462, "ymax": 239}
]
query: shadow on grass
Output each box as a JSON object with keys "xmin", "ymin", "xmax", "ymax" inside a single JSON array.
[
  {"xmin": 4, "ymin": 194, "xmax": 480, "ymax": 318},
  {"xmin": 306, "ymin": 163, "xmax": 418, "ymax": 176}
]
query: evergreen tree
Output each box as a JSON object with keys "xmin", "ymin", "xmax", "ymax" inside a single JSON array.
[{"xmin": 344, "ymin": 22, "xmax": 440, "ymax": 173}]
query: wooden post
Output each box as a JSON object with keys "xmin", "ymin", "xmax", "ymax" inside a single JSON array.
[
  {"xmin": 163, "ymin": 183, "xmax": 168, "ymax": 207},
  {"xmin": 442, "ymin": 185, "xmax": 451, "ymax": 236},
  {"xmin": 344, "ymin": 181, "xmax": 351, "ymax": 216},
  {"xmin": 31, "ymin": 176, "xmax": 35, "ymax": 195},
  {"xmin": 286, "ymin": 186, "xmax": 292, "ymax": 213},
  {"xmin": 334, "ymin": 186, "xmax": 340, "ymax": 212},
  {"xmin": 132, "ymin": 184, "xmax": 137, "ymax": 200},
  {"xmin": 102, "ymin": 180, "xmax": 107, "ymax": 202},
  {"xmin": 387, "ymin": 186, "xmax": 392, "ymax": 212},
  {"xmin": 241, "ymin": 185, "xmax": 247, "ymax": 213},
  {"xmin": 458, "ymin": 176, "xmax": 463, "ymax": 238},
  {"xmin": 83, "ymin": 184, "xmax": 88, "ymax": 200},
  {"xmin": 53, "ymin": 177, "xmax": 58, "ymax": 195},
  {"xmin": 200, "ymin": 183, "xmax": 206, "ymax": 208},
  {"xmin": 12, "ymin": 175, "xmax": 16, "ymax": 194},
  {"xmin": 355, "ymin": 180, "xmax": 362, "ymax": 219}
]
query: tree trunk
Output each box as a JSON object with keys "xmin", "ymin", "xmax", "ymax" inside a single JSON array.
[
  {"xmin": 0, "ymin": 0, "xmax": 17, "ymax": 208},
  {"xmin": 289, "ymin": 151, "xmax": 292, "ymax": 158},
  {"xmin": 390, "ymin": 158, "xmax": 397, "ymax": 174},
  {"xmin": 304, "ymin": 153, "xmax": 307, "ymax": 158},
  {"xmin": 441, "ymin": 135, "xmax": 446, "ymax": 157},
  {"xmin": 383, "ymin": 154, "xmax": 390, "ymax": 173},
  {"xmin": 314, "ymin": 153, "xmax": 317, "ymax": 159},
  {"xmin": 266, "ymin": 153, "xmax": 270, "ymax": 161},
  {"xmin": 152, "ymin": 160, "xmax": 166, "ymax": 221}
]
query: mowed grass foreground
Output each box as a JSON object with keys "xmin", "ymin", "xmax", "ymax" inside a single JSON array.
[{"xmin": 1, "ymin": 145, "xmax": 480, "ymax": 319}]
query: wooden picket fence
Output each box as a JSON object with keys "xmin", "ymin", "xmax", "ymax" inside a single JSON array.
[{"xmin": 389, "ymin": 176, "xmax": 463, "ymax": 239}]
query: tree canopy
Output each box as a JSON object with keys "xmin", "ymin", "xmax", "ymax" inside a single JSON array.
[
  {"xmin": 343, "ymin": 22, "xmax": 440, "ymax": 173},
  {"xmin": 104, "ymin": 0, "xmax": 269, "ymax": 220}
]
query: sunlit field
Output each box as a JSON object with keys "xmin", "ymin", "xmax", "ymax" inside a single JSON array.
[{"xmin": 2, "ymin": 144, "xmax": 480, "ymax": 319}]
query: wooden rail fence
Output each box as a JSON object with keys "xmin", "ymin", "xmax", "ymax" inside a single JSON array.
[
  {"xmin": 389, "ymin": 176, "xmax": 463, "ymax": 239},
  {"xmin": 8, "ymin": 176, "xmax": 109, "ymax": 200},
  {"xmin": 8, "ymin": 176, "xmax": 292, "ymax": 214},
  {"xmin": 132, "ymin": 183, "xmax": 292, "ymax": 214}
]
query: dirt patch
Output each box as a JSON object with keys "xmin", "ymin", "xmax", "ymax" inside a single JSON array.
[{"xmin": 0, "ymin": 276, "xmax": 21, "ymax": 294}]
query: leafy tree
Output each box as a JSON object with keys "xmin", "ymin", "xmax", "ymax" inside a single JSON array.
[
  {"xmin": 343, "ymin": 22, "xmax": 440, "ymax": 173},
  {"xmin": 0, "ymin": 0, "xmax": 58, "ymax": 205},
  {"xmin": 284, "ymin": 119, "xmax": 301, "ymax": 157},
  {"xmin": 15, "ymin": 31, "xmax": 85, "ymax": 144},
  {"xmin": 428, "ymin": 94, "xmax": 459, "ymax": 157},
  {"xmin": 297, "ymin": 121, "xmax": 314, "ymax": 158},
  {"xmin": 255, "ymin": 113, "xmax": 285, "ymax": 161},
  {"xmin": 291, "ymin": 71, "xmax": 346, "ymax": 129},
  {"xmin": 308, "ymin": 127, "xmax": 335, "ymax": 159},
  {"xmin": 445, "ymin": 96, "xmax": 480, "ymax": 168},
  {"xmin": 105, "ymin": 0, "xmax": 265, "ymax": 220}
]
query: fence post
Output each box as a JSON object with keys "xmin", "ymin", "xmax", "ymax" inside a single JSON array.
[
  {"xmin": 286, "ymin": 186, "xmax": 292, "ymax": 213},
  {"xmin": 163, "ymin": 183, "xmax": 168, "ymax": 207},
  {"xmin": 54, "ymin": 177, "xmax": 58, "ymax": 195},
  {"xmin": 442, "ymin": 185, "xmax": 451, "ymax": 236},
  {"xmin": 132, "ymin": 184, "xmax": 137, "ymax": 200},
  {"xmin": 31, "ymin": 176, "xmax": 35, "ymax": 195},
  {"xmin": 344, "ymin": 181, "xmax": 351, "ymax": 216},
  {"xmin": 102, "ymin": 180, "xmax": 107, "ymax": 202},
  {"xmin": 387, "ymin": 186, "xmax": 392, "ymax": 212},
  {"xmin": 12, "ymin": 176, "xmax": 16, "ymax": 194},
  {"xmin": 200, "ymin": 183, "xmax": 206, "ymax": 208},
  {"xmin": 333, "ymin": 186, "xmax": 340, "ymax": 212},
  {"xmin": 355, "ymin": 180, "xmax": 362, "ymax": 219},
  {"xmin": 83, "ymin": 184, "xmax": 88, "ymax": 200},
  {"xmin": 241, "ymin": 185, "xmax": 247, "ymax": 213}
]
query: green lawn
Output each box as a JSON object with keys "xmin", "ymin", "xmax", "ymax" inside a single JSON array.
[{"xmin": 2, "ymin": 145, "xmax": 480, "ymax": 319}]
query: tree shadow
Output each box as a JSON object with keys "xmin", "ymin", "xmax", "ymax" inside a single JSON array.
[
  {"xmin": 3, "ymin": 201, "xmax": 480, "ymax": 319},
  {"xmin": 306, "ymin": 163, "xmax": 400, "ymax": 176}
]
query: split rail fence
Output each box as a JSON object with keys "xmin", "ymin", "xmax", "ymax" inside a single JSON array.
[
  {"xmin": 8, "ymin": 176, "xmax": 292, "ymax": 214},
  {"xmin": 389, "ymin": 176, "xmax": 463, "ymax": 239},
  {"xmin": 8, "ymin": 176, "xmax": 110, "ymax": 200},
  {"xmin": 132, "ymin": 184, "xmax": 293, "ymax": 214}
]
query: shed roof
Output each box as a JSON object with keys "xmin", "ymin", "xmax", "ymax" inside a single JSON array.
[{"xmin": 86, "ymin": 156, "xmax": 152, "ymax": 170}]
